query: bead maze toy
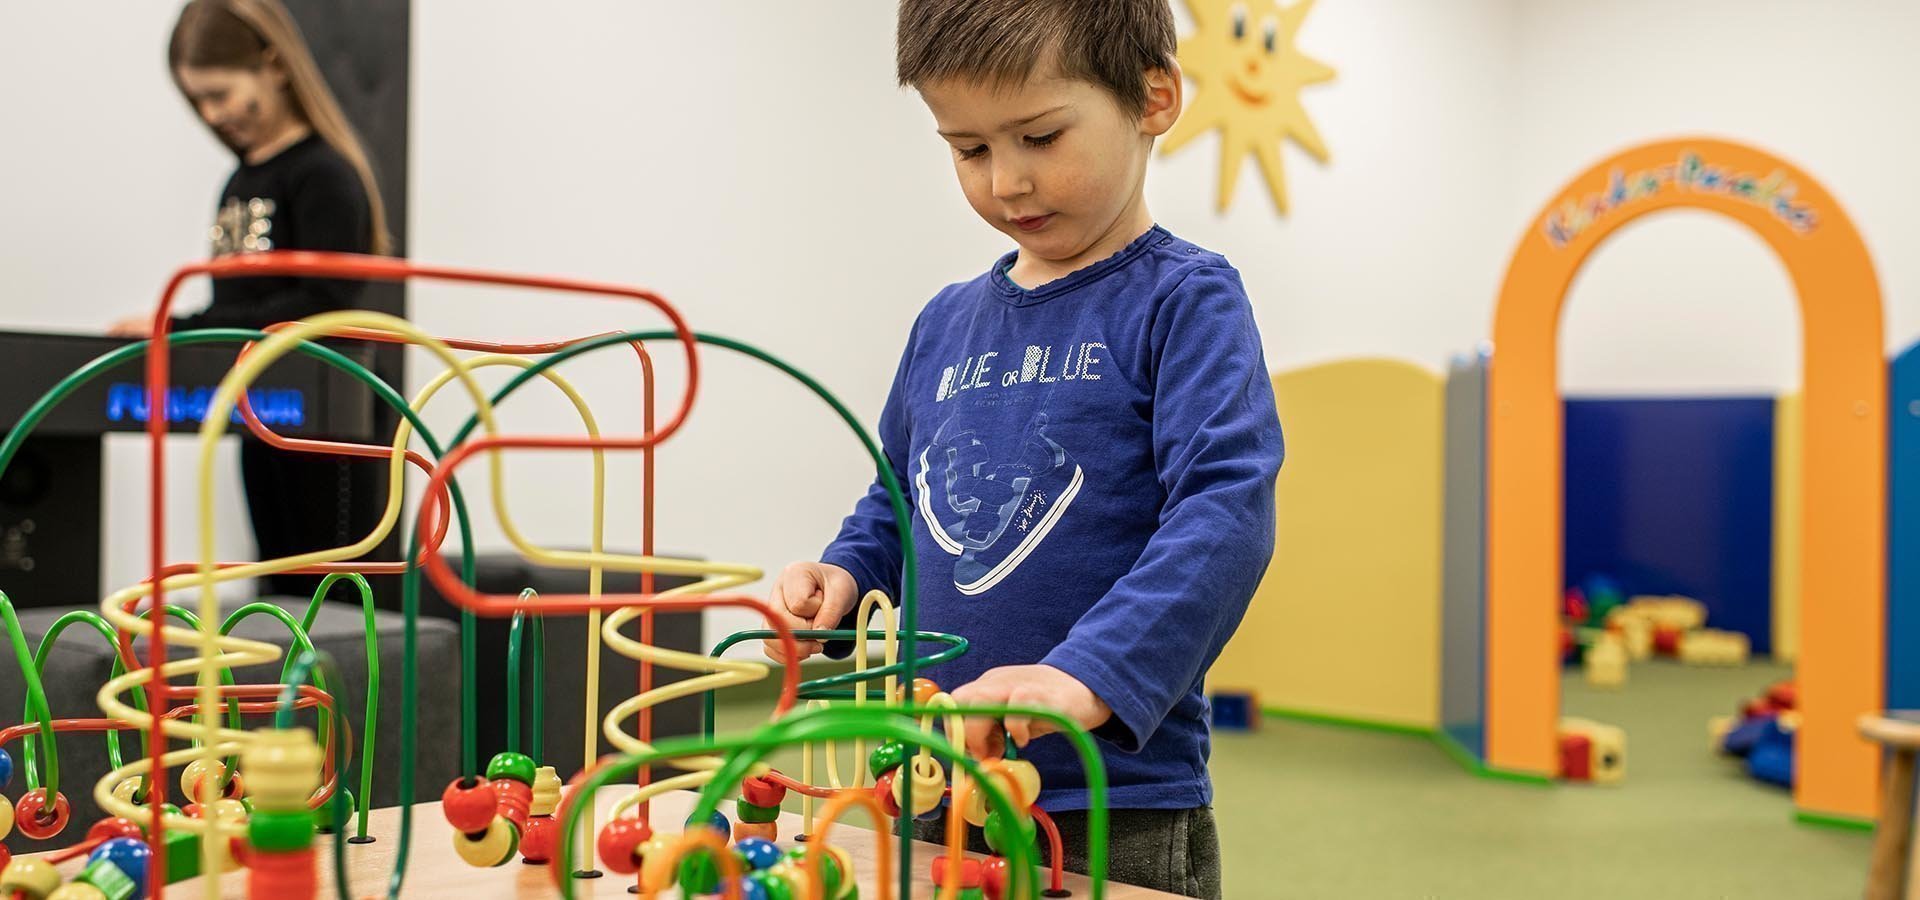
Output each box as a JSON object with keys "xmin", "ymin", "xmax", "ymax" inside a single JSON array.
[{"xmin": 0, "ymin": 251, "xmax": 1119, "ymax": 899}]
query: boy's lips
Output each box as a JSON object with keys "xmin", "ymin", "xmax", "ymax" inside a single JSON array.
[{"xmin": 1011, "ymin": 214, "xmax": 1054, "ymax": 233}]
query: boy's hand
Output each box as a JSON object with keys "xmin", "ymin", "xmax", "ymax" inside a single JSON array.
[
  {"xmin": 951, "ymin": 665, "xmax": 1113, "ymax": 759},
  {"xmin": 761, "ymin": 561, "xmax": 858, "ymax": 665}
]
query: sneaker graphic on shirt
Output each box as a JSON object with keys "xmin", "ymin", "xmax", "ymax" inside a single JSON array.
[{"xmin": 916, "ymin": 413, "xmax": 1084, "ymax": 595}]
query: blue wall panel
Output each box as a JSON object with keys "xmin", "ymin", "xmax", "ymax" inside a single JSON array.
[
  {"xmin": 1889, "ymin": 346, "xmax": 1920, "ymax": 710},
  {"xmin": 1563, "ymin": 397, "xmax": 1776, "ymax": 654}
]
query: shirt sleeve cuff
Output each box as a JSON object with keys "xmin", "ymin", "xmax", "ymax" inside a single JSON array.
[
  {"xmin": 1042, "ymin": 645, "xmax": 1155, "ymax": 753},
  {"xmin": 817, "ymin": 549, "xmax": 886, "ymax": 660}
]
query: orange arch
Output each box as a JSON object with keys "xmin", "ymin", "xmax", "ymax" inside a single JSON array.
[{"xmin": 1486, "ymin": 137, "xmax": 1884, "ymax": 819}]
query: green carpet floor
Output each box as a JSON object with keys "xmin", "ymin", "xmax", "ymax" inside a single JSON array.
[{"xmin": 712, "ymin": 659, "xmax": 1873, "ymax": 898}]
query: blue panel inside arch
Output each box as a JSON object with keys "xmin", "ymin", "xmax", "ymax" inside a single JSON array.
[
  {"xmin": 1563, "ymin": 397, "xmax": 1776, "ymax": 654},
  {"xmin": 1889, "ymin": 345, "xmax": 1920, "ymax": 710}
]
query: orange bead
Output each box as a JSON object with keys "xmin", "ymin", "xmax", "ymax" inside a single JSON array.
[
  {"xmin": 14, "ymin": 789, "xmax": 70, "ymax": 840},
  {"xmin": 872, "ymin": 770, "xmax": 902, "ymax": 818},
  {"xmin": 596, "ymin": 817, "xmax": 652, "ymax": 875},
  {"xmin": 490, "ymin": 778, "xmax": 533, "ymax": 833},
  {"xmin": 519, "ymin": 815, "xmax": 557, "ymax": 864},
  {"xmin": 931, "ymin": 855, "xmax": 984, "ymax": 888},
  {"xmin": 733, "ymin": 820, "xmax": 779, "ymax": 844},
  {"xmin": 442, "ymin": 777, "xmax": 495, "ymax": 834},
  {"xmin": 895, "ymin": 677, "xmax": 941, "ymax": 706}
]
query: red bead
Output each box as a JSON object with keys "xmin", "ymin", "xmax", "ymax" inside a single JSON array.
[
  {"xmin": 519, "ymin": 815, "xmax": 558, "ymax": 864},
  {"xmin": 597, "ymin": 817, "xmax": 652, "ymax": 875},
  {"xmin": 88, "ymin": 816, "xmax": 146, "ymax": 843},
  {"xmin": 442, "ymin": 777, "xmax": 495, "ymax": 834},
  {"xmin": 187, "ymin": 770, "xmax": 245, "ymax": 801},
  {"xmin": 183, "ymin": 803, "xmax": 205, "ymax": 819},
  {"xmin": 14, "ymin": 788, "xmax": 71, "ymax": 839},
  {"xmin": 0, "ymin": 842, "xmax": 11, "ymax": 874},
  {"xmin": 872, "ymin": 769, "xmax": 902, "ymax": 817},
  {"xmin": 982, "ymin": 855, "xmax": 1011, "ymax": 900},
  {"xmin": 931, "ymin": 855, "xmax": 984, "ymax": 888},
  {"xmin": 491, "ymin": 778, "xmax": 533, "ymax": 833},
  {"xmin": 740, "ymin": 774, "xmax": 787, "ymax": 807}
]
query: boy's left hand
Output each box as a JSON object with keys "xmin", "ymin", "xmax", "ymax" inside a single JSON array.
[{"xmin": 950, "ymin": 664, "xmax": 1113, "ymax": 759}]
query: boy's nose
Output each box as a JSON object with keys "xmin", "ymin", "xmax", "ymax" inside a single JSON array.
[{"xmin": 990, "ymin": 159, "xmax": 1032, "ymax": 200}]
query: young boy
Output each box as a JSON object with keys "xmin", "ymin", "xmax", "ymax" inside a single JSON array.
[{"xmin": 765, "ymin": 1, "xmax": 1282, "ymax": 895}]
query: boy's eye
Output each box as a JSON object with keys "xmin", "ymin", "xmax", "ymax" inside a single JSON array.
[
  {"xmin": 956, "ymin": 144, "xmax": 989, "ymax": 160},
  {"xmin": 1231, "ymin": 4, "xmax": 1247, "ymax": 40},
  {"xmin": 1263, "ymin": 19, "xmax": 1278, "ymax": 53},
  {"xmin": 1024, "ymin": 131, "xmax": 1060, "ymax": 148}
]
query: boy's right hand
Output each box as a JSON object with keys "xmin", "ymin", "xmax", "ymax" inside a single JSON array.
[{"xmin": 762, "ymin": 561, "xmax": 858, "ymax": 666}]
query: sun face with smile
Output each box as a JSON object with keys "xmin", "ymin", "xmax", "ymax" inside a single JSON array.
[{"xmin": 1161, "ymin": 0, "xmax": 1336, "ymax": 214}]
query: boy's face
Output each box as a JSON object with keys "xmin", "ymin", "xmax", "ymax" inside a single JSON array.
[{"xmin": 921, "ymin": 62, "xmax": 1180, "ymax": 273}]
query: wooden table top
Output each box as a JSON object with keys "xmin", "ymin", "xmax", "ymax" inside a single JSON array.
[{"xmin": 37, "ymin": 787, "xmax": 1177, "ymax": 899}]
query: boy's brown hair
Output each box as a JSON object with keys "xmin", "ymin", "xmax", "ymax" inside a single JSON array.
[{"xmin": 897, "ymin": 0, "xmax": 1177, "ymax": 117}]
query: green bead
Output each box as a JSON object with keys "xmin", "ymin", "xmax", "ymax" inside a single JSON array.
[
  {"xmin": 736, "ymin": 799, "xmax": 781, "ymax": 824},
  {"xmin": 959, "ymin": 889, "xmax": 983, "ymax": 900},
  {"xmin": 678, "ymin": 847, "xmax": 721, "ymax": 895},
  {"xmin": 867, "ymin": 741, "xmax": 909, "ymax": 780},
  {"xmin": 314, "ymin": 788, "xmax": 353, "ymax": 832},
  {"xmin": 747, "ymin": 870, "xmax": 794, "ymax": 900},
  {"xmin": 485, "ymin": 752, "xmax": 537, "ymax": 785},
  {"xmin": 249, "ymin": 809, "xmax": 315, "ymax": 852},
  {"xmin": 783, "ymin": 847, "xmax": 844, "ymax": 898},
  {"xmin": 160, "ymin": 803, "xmax": 184, "ymax": 819},
  {"xmin": 76, "ymin": 859, "xmax": 137, "ymax": 900},
  {"xmin": 982, "ymin": 809, "xmax": 1036, "ymax": 855}
]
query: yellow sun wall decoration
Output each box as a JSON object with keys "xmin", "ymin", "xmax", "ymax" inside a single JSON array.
[{"xmin": 1162, "ymin": 0, "xmax": 1336, "ymax": 214}]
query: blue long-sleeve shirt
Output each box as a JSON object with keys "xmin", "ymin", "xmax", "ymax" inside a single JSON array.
[{"xmin": 821, "ymin": 225, "xmax": 1283, "ymax": 810}]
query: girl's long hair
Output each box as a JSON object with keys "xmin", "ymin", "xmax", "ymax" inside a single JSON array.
[{"xmin": 170, "ymin": 0, "xmax": 391, "ymax": 255}]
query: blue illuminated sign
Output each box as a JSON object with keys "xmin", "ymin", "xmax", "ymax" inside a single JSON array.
[{"xmin": 104, "ymin": 383, "xmax": 306, "ymax": 427}]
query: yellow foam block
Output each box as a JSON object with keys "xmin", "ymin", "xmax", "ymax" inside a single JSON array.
[
  {"xmin": 1679, "ymin": 629, "xmax": 1750, "ymax": 666},
  {"xmin": 1559, "ymin": 717, "xmax": 1627, "ymax": 785},
  {"xmin": 1583, "ymin": 634, "xmax": 1627, "ymax": 688}
]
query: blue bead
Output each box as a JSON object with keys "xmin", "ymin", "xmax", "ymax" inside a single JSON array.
[
  {"xmin": 739, "ymin": 876, "xmax": 770, "ymax": 900},
  {"xmin": 734, "ymin": 836, "xmax": 783, "ymax": 870},
  {"xmin": 0, "ymin": 747, "xmax": 12, "ymax": 790},
  {"xmin": 686, "ymin": 809, "xmax": 731, "ymax": 843},
  {"xmin": 89, "ymin": 836, "xmax": 153, "ymax": 896}
]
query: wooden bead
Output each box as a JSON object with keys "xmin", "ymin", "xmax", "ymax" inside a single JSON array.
[
  {"xmin": 931, "ymin": 855, "xmax": 984, "ymax": 888},
  {"xmin": 736, "ymin": 798, "xmax": 781, "ymax": 824},
  {"xmin": 895, "ymin": 677, "xmax": 941, "ymax": 706},
  {"xmin": 981, "ymin": 856, "xmax": 1011, "ymax": 900},
  {"xmin": 181, "ymin": 758, "xmax": 243, "ymax": 804},
  {"xmin": 678, "ymin": 846, "xmax": 723, "ymax": 895},
  {"xmin": 0, "ymin": 792, "xmax": 13, "ymax": 841},
  {"xmin": 206, "ymin": 798, "xmax": 249, "ymax": 825},
  {"xmin": 239, "ymin": 729, "xmax": 321, "ymax": 811},
  {"xmin": 997, "ymin": 759, "xmax": 1041, "ymax": 810},
  {"xmin": 490, "ymin": 778, "xmax": 533, "ymax": 833},
  {"xmin": 528, "ymin": 766, "xmax": 562, "ymax": 817},
  {"xmin": 0, "ymin": 841, "xmax": 10, "ymax": 874},
  {"xmin": 867, "ymin": 741, "xmax": 909, "ymax": 780},
  {"xmin": 961, "ymin": 777, "xmax": 991, "ymax": 827},
  {"xmin": 784, "ymin": 845, "xmax": 851, "ymax": 899},
  {"xmin": 0, "ymin": 747, "xmax": 12, "ymax": 791},
  {"xmin": 14, "ymin": 789, "xmax": 70, "ymax": 840},
  {"xmin": 484, "ymin": 752, "xmax": 536, "ymax": 785},
  {"xmin": 108, "ymin": 777, "xmax": 145, "ymax": 808},
  {"xmin": 739, "ymin": 774, "xmax": 787, "ymax": 807},
  {"xmin": 746, "ymin": 869, "xmax": 795, "ymax": 900},
  {"xmin": 871, "ymin": 769, "xmax": 902, "ymax": 817},
  {"xmin": 86, "ymin": 837, "xmax": 151, "ymax": 897},
  {"xmin": 637, "ymin": 834, "xmax": 679, "ymax": 892},
  {"xmin": 46, "ymin": 884, "xmax": 108, "ymax": 900},
  {"xmin": 518, "ymin": 815, "xmax": 557, "ymax": 864},
  {"xmin": 734, "ymin": 835, "xmax": 783, "ymax": 870},
  {"xmin": 896, "ymin": 756, "xmax": 946, "ymax": 817},
  {"xmin": 0, "ymin": 857, "xmax": 62, "ymax": 900},
  {"xmin": 86, "ymin": 817, "xmax": 144, "ymax": 844},
  {"xmin": 595, "ymin": 817, "xmax": 652, "ymax": 875},
  {"xmin": 685, "ymin": 809, "xmax": 731, "ymax": 844},
  {"xmin": 441, "ymin": 777, "xmax": 495, "ymax": 834},
  {"xmin": 733, "ymin": 820, "xmax": 779, "ymax": 843},
  {"xmin": 982, "ymin": 809, "xmax": 1035, "ymax": 855},
  {"xmin": 451, "ymin": 816, "xmax": 517, "ymax": 867}
]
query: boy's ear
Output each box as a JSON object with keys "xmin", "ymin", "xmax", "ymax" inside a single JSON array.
[{"xmin": 1140, "ymin": 61, "xmax": 1184, "ymax": 138}]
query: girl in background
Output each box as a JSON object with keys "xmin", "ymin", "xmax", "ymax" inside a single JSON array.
[{"xmin": 112, "ymin": 0, "xmax": 389, "ymax": 599}]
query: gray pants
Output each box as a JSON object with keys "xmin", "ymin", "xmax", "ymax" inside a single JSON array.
[{"xmin": 911, "ymin": 806, "xmax": 1222, "ymax": 899}]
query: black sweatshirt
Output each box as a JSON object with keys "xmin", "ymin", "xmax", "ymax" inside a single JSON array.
[{"xmin": 176, "ymin": 132, "xmax": 371, "ymax": 331}]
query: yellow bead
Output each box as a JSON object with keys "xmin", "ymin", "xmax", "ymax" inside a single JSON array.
[
  {"xmin": 241, "ymin": 729, "xmax": 323, "ymax": 810},
  {"xmin": 0, "ymin": 791, "xmax": 13, "ymax": 840},
  {"xmin": 452, "ymin": 816, "xmax": 517, "ymax": 867},
  {"xmin": 207, "ymin": 798, "xmax": 249, "ymax": 825},
  {"xmin": 529, "ymin": 766, "xmax": 562, "ymax": 817},
  {"xmin": 893, "ymin": 756, "xmax": 945, "ymax": 817},
  {"xmin": 637, "ymin": 834, "xmax": 678, "ymax": 892},
  {"xmin": 110, "ymin": 777, "xmax": 144, "ymax": 807},
  {"xmin": 826, "ymin": 845, "xmax": 856, "ymax": 899},
  {"xmin": 47, "ymin": 884, "xmax": 109, "ymax": 900},
  {"xmin": 0, "ymin": 857, "xmax": 63, "ymax": 900},
  {"xmin": 961, "ymin": 777, "xmax": 991, "ymax": 827},
  {"xmin": 180, "ymin": 758, "xmax": 228, "ymax": 805},
  {"xmin": 1000, "ymin": 759, "xmax": 1041, "ymax": 809}
]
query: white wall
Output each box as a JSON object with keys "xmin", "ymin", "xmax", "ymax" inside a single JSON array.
[
  {"xmin": 5, "ymin": 0, "xmax": 1916, "ymax": 644},
  {"xmin": 1515, "ymin": 0, "xmax": 1920, "ymax": 395}
]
